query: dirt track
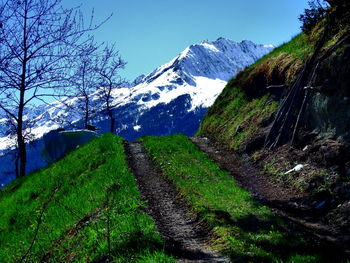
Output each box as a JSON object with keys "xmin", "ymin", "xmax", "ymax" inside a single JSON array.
[
  {"xmin": 190, "ymin": 136, "xmax": 350, "ymax": 256},
  {"xmin": 125, "ymin": 141, "xmax": 231, "ymax": 263}
]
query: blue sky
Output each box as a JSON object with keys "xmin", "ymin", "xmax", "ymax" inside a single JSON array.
[{"xmin": 63, "ymin": 0, "xmax": 309, "ymax": 81}]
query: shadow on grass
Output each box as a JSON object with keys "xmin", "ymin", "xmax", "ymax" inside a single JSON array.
[
  {"xmin": 93, "ymin": 230, "xmax": 167, "ymax": 263},
  {"xmin": 200, "ymin": 208, "xmax": 275, "ymax": 232},
  {"xmin": 199, "ymin": 208, "xmax": 348, "ymax": 263}
]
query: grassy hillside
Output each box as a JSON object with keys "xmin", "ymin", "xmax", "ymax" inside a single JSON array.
[
  {"xmin": 142, "ymin": 134, "xmax": 333, "ymax": 263},
  {"xmin": 197, "ymin": 11, "xmax": 348, "ymax": 151},
  {"xmin": 0, "ymin": 134, "xmax": 174, "ymax": 263}
]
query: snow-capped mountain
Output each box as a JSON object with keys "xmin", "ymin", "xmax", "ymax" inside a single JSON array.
[
  {"xmin": 103, "ymin": 38, "xmax": 273, "ymax": 139},
  {"xmin": 0, "ymin": 37, "xmax": 273, "ymax": 185}
]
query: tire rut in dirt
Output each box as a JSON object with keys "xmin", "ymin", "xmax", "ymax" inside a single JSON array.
[{"xmin": 125, "ymin": 141, "xmax": 231, "ymax": 263}]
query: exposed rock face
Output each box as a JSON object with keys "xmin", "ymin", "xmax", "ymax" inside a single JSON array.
[
  {"xmin": 42, "ymin": 130, "xmax": 98, "ymax": 163},
  {"xmin": 305, "ymin": 38, "xmax": 350, "ymax": 142},
  {"xmin": 0, "ymin": 130, "xmax": 98, "ymax": 188}
]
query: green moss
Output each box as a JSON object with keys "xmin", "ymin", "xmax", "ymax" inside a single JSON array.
[{"xmin": 263, "ymin": 157, "xmax": 288, "ymax": 178}]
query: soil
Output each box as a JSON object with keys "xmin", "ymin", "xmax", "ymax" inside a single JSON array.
[
  {"xmin": 124, "ymin": 141, "xmax": 231, "ymax": 263},
  {"xmin": 190, "ymin": 136, "xmax": 350, "ymax": 257}
]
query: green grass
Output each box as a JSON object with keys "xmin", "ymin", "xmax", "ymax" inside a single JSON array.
[
  {"xmin": 142, "ymin": 134, "xmax": 337, "ymax": 263},
  {"xmin": 253, "ymin": 33, "xmax": 315, "ymax": 69},
  {"xmin": 0, "ymin": 134, "xmax": 174, "ymax": 263},
  {"xmin": 199, "ymin": 90, "xmax": 278, "ymax": 151}
]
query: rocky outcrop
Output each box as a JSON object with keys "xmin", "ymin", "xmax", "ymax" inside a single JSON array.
[
  {"xmin": 305, "ymin": 37, "xmax": 350, "ymax": 142},
  {"xmin": 42, "ymin": 130, "xmax": 98, "ymax": 163}
]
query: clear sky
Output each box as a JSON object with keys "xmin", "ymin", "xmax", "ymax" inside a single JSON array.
[{"xmin": 62, "ymin": 0, "xmax": 309, "ymax": 81}]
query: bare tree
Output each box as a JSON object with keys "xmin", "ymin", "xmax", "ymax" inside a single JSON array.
[
  {"xmin": 69, "ymin": 42, "xmax": 100, "ymax": 129},
  {"xmin": 0, "ymin": 0, "xmax": 108, "ymax": 177},
  {"xmin": 95, "ymin": 44, "xmax": 126, "ymax": 133}
]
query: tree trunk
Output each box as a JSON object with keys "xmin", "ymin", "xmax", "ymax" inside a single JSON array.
[
  {"xmin": 17, "ymin": 0, "xmax": 28, "ymax": 177},
  {"xmin": 109, "ymin": 111, "xmax": 115, "ymax": 134},
  {"xmin": 17, "ymin": 131, "xmax": 27, "ymax": 177},
  {"xmin": 84, "ymin": 110, "xmax": 89, "ymax": 129},
  {"xmin": 84, "ymin": 97, "xmax": 89, "ymax": 129},
  {"xmin": 18, "ymin": 81, "xmax": 27, "ymax": 177},
  {"xmin": 106, "ymin": 90, "xmax": 115, "ymax": 133}
]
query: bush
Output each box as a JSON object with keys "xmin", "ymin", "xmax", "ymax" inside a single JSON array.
[{"xmin": 299, "ymin": 0, "xmax": 328, "ymax": 33}]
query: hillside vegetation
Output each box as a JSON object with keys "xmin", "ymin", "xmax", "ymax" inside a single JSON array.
[{"xmin": 0, "ymin": 134, "xmax": 174, "ymax": 263}]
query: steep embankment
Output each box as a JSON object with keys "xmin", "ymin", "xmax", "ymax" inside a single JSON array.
[
  {"xmin": 198, "ymin": 2, "xmax": 350, "ymax": 254},
  {"xmin": 0, "ymin": 134, "xmax": 174, "ymax": 263}
]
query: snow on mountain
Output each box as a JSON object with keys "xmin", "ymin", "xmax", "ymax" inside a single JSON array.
[{"xmin": 0, "ymin": 37, "xmax": 273, "ymax": 184}]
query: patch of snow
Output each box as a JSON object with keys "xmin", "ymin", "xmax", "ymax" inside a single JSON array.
[
  {"xmin": 201, "ymin": 42, "xmax": 220, "ymax": 53},
  {"xmin": 0, "ymin": 137, "xmax": 12, "ymax": 152},
  {"xmin": 133, "ymin": 125, "xmax": 141, "ymax": 131},
  {"xmin": 190, "ymin": 76, "xmax": 226, "ymax": 110},
  {"xmin": 178, "ymin": 47, "xmax": 191, "ymax": 60}
]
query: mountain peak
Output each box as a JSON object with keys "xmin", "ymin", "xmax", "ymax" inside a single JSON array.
[{"xmin": 171, "ymin": 38, "xmax": 273, "ymax": 81}]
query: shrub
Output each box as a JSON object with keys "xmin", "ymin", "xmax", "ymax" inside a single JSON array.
[{"xmin": 299, "ymin": 0, "xmax": 328, "ymax": 33}]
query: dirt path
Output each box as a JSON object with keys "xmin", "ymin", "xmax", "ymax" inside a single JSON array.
[
  {"xmin": 190, "ymin": 137, "xmax": 302, "ymax": 206},
  {"xmin": 125, "ymin": 141, "xmax": 231, "ymax": 263},
  {"xmin": 190, "ymin": 136, "xmax": 350, "ymax": 255}
]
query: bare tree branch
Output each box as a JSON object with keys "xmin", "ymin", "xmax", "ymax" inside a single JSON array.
[{"xmin": 0, "ymin": 0, "xmax": 111, "ymax": 177}]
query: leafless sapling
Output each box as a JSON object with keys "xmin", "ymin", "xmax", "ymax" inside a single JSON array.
[{"xmin": 95, "ymin": 44, "xmax": 126, "ymax": 133}]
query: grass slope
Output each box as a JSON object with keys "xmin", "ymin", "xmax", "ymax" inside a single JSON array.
[
  {"xmin": 0, "ymin": 134, "xmax": 174, "ymax": 263},
  {"xmin": 143, "ymin": 134, "xmax": 335, "ymax": 263}
]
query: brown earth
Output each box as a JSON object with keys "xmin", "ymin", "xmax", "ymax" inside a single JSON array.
[{"xmin": 124, "ymin": 141, "xmax": 231, "ymax": 263}]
